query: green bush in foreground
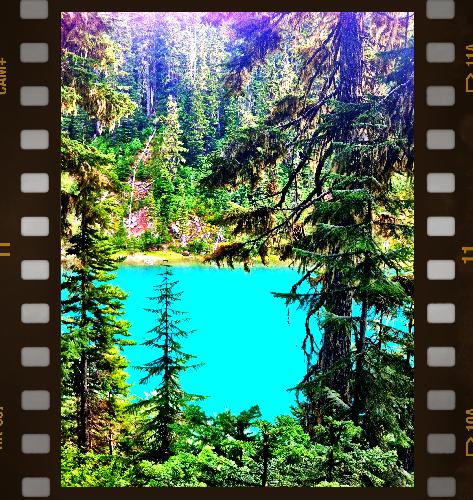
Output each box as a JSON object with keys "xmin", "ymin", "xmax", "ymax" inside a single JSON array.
[{"xmin": 61, "ymin": 414, "xmax": 413, "ymax": 488}]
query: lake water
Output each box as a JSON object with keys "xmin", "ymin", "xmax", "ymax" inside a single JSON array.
[{"xmin": 113, "ymin": 264, "xmax": 309, "ymax": 420}]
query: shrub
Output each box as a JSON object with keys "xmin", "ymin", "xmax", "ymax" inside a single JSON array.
[{"xmin": 187, "ymin": 238, "xmax": 212, "ymax": 255}]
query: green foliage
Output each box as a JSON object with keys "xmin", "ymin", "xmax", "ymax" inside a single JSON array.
[
  {"xmin": 187, "ymin": 238, "xmax": 212, "ymax": 254},
  {"xmin": 133, "ymin": 267, "xmax": 205, "ymax": 461},
  {"xmin": 148, "ymin": 96, "xmax": 191, "ymax": 235},
  {"xmin": 61, "ymin": 11, "xmax": 414, "ymax": 488},
  {"xmin": 61, "ymin": 134, "xmax": 134, "ymax": 452},
  {"xmin": 133, "ymin": 447, "xmax": 255, "ymax": 487},
  {"xmin": 62, "ymin": 411, "xmax": 412, "ymax": 487},
  {"xmin": 61, "ymin": 13, "xmax": 136, "ymax": 132},
  {"xmin": 62, "ymin": 444, "xmax": 133, "ymax": 487},
  {"xmin": 134, "ymin": 230, "xmax": 164, "ymax": 251}
]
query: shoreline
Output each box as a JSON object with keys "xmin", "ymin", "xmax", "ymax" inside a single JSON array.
[
  {"xmin": 120, "ymin": 252, "xmax": 290, "ymax": 268},
  {"xmin": 62, "ymin": 250, "xmax": 291, "ymax": 269},
  {"xmin": 120, "ymin": 250, "xmax": 205, "ymax": 266}
]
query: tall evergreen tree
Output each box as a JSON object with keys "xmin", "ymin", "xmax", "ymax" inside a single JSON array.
[
  {"xmin": 151, "ymin": 95, "xmax": 189, "ymax": 234},
  {"xmin": 135, "ymin": 266, "xmax": 204, "ymax": 461},
  {"xmin": 61, "ymin": 12, "xmax": 136, "ymax": 134},
  {"xmin": 159, "ymin": 95, "xmax": 188, "ymax": 180},
  {"xmin": 202, "ymin": 11, "xmax": 414, "ymax": 466},
  {"xmin": 61, "ymin": 13, "xmax": 137, "ymax": 452},
  {"xmin": 61, "ymin": 138, "xmax": 134, "ymax": 452}
]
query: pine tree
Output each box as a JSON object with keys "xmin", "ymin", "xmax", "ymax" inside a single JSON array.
[
  {"xmin": 61, "ymin": 12, "xmax": 137, "ymax": 134},
  {"xmin": 150, "ymin": 96, "xmax": 188, "ymax": 232},
  {"xmin": 135, "ymin": 266, "xmax": 204, "ymax": 461},
  {"xmin": 159, "ymin": 95, "xmax": 187, "ymax": 179},
  {"xmin": 61, "ymin": 138, "xmax": 134, "ymax": 452},
  {"xmin": 61, "ymin": 12, "xmax": 139, "ymax": 453},
  {"xmin": 202, "ymin": 12, "xmax": 414, "ymax": 467}
]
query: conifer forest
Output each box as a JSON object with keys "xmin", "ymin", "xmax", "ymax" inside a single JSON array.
[{"xmin": 61, "ymin": 11, "xmax": 414, "ymax": 487}]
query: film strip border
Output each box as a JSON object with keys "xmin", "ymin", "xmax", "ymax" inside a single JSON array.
[
  {"xmin": 421, "ymin": 0, "xmax": 468, "ymax": 498},
  {"xmin": 17, "ymin": 0, "xmax": 54, "ymax": 498},
  {"xmin": 423, "ymin": 0, "xmax": 458, "ymax": 497},
  {"xmin": 0, "ymin": 0, "xmax": 470, "ymax": 498},
  {"xmin": 0, "ymin": 0, "xmax": 58, "ymax": 498}
]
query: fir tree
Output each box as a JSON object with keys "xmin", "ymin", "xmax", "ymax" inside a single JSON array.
[
  {"xmin": 135, "ymin": 266, "xmax": 204, "ymax": 461},
  {"xmin": 61, "ymin": 138, "xmax": 134, "ymax": 452},
  {"xmin": 151, "ymin": 95, "xmax": 188, "ymax": 234},
  {"xmin": 202, "ymin": 11, "xmax": 414, "ymax": 468},
  {"xmin": 159, "ymin": 95, "xmax": 188, "ymax": 180},
  {"xmin": 60, "ymin": 14, "xmax": 138, "ymax": 452},
  {"xmin": 61, "ymin": 12, "xmax": 136, "ymax": 134}
]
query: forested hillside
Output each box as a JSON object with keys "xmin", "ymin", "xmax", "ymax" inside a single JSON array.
[{"xmin": 61, "ymin": 11, "xmax": 414, "ymax": 487}]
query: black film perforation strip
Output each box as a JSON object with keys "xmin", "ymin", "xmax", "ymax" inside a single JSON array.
[
  {"xmin": 424, "ymin": 1, "xmax": 461, "ymax": 498},
  {"xmin": 18, "ymin": 0, "xmax": 52, "ymax": 498}
]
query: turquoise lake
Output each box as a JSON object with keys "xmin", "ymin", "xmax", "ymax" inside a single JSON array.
[{"xmin": 112, "ymin": 265, "xmax": 309, "ymax": 420}]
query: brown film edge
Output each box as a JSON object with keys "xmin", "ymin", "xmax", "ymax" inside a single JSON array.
[{"xmin": 0, "ymin": 0, "xmax": 470, "ymax": 498}]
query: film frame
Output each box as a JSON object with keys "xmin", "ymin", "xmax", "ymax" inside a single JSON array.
[{"xmin": 0, "ymin": 0, "xmax": 471, "ymax": 498}]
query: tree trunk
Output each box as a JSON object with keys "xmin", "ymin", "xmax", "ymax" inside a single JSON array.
[
  {"xmin": 143, "ymin": 58, "xmax": 152, "ymax": 118},
  {"xmin": 77, "ymin": 215, "xmax": 90, "ymax": 451},
  {"xmin": 78, "ymin": 352, "xmax": 88, "ymax": 450},
  {"xmin": 338, "ymin": 12, "xmax": 363, "ymax": 103},
  {"xmin": 318, "ymin": 269, "xmax": 353, "ymax": 403},
  {"xmin": 352, "ymin": 296, "xmax": 367, "ymax": 424},
  {"xmin": 315, "ymin": 12, "xmax": 363, "ymax": 404},
  {"xmin": 160, "ymin": 274, "xmax": 172, "ymax": 461},
  {"xmin": 108, "ymin": 427, "xmax": 114, "ymax": 455}
]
